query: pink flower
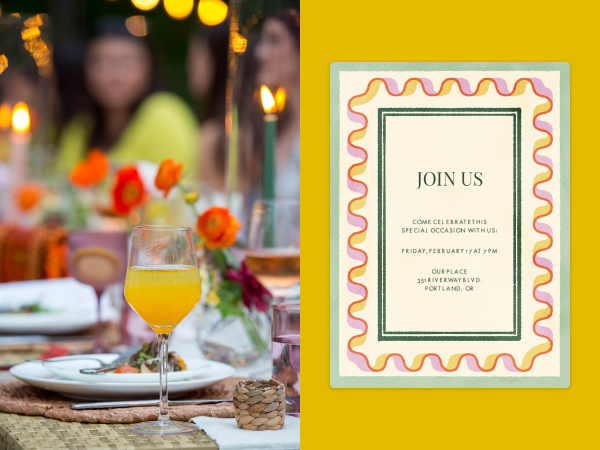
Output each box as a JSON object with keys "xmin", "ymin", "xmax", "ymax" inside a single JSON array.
[{"xmin": 225, "ymin": 262, "xmax": 271, "ymax": 313}]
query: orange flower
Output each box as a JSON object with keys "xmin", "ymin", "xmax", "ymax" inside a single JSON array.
[
  {"xmin": 16, "ymin": 183, "xmax": 42, "ymax": 211},
  {"xmin": 155, "ymin": 158, "xmax": 183, "ymax": 198},
  {"xmin": 197, "ymin": 207, "xmax": 241, "ymax": 250},
  {"xmin": 71, "ymin": 149, "xmax": 109, "ymax": 187},
  {"xmin": 112, "ymin": 166, "xmax": 146, "ymax": 215}
]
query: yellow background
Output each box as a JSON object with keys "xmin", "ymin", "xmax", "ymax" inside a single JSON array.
[{"xmin": 301, "ymin": 0, "xmax": 594, "ymax": 447}]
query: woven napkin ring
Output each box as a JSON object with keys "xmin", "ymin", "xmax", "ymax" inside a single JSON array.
[{"xmin": 233, "ymin": 379, "xmax": 286, "ymax": 430}]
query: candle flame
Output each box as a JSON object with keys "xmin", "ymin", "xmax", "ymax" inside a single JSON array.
[
  {"xmin": 275, "ymin": 88, "xmax": 286, "ymax": 112},
  {"xmin": 261, "ymin": 86, "xmax": 277, "ymax": 114},
  {"xmin": 12, "ymin": 102, "xmax": 30, "ymax": 134}
]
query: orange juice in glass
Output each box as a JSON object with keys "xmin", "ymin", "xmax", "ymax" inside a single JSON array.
[
  {"xmin": 125, "ymin": 265, "xmax": 201, "ymax": 334},
  {"xmin": 124, "ymin": 226, "xmax": 201, "ymax": 436}
]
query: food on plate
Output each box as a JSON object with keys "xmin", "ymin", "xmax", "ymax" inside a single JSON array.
[
  {"xmin": 0, "ymin": 301, "xmax": 52, "ymax": 314},
  {"xmin": 111, "ymin": 342, "xmax": 186, "ymax": 374},
  {"xmin": 114, "ymin": 365, "xmax": 138, "ymax": 373}
]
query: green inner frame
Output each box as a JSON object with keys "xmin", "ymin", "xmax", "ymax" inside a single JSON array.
[{"xmin": 377, "ymin": 108, "xmax": 522, "ymax": 341}]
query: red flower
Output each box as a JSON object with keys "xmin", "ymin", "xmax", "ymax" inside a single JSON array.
[
  {"xmin": 225, "ymin": 262, "xmax": 271, "ymax": 313},
  {"xmin": 112, "ymin": 166, "xmax": 146, "ymax": 215},
  {"xmin": 197, "ymin": 207, "xmax": 241, "ymax": 250}
]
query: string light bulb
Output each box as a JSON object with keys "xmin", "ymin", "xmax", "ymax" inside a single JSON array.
[
  {"xmin": 131, "ymin": 0, "xmax": 159, "ymax": 11},
  {"xmin": 198, "ymin": 0, "xmax": 228, "ymax": 26},
  {"xmin": 164, "ymin": 0, "xmax": 194, "ymax": 19}
]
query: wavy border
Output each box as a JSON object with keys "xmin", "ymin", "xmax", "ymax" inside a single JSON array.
[{"xmin": 345, "ymin": 77, "xmax": 554, "ymax": 373}]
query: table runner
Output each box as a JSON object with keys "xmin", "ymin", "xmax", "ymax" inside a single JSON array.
[{"xmin": 0, "ymin": 379, "xmax": 240, "ymax": 423}]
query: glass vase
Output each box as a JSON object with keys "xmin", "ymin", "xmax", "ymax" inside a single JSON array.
[{"xmin": 196, "ymin": 304, "xmax": 269, "ymax": 366}]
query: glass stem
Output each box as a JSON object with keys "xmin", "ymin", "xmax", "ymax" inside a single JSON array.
[
  {"xmin": 94, "ymin": 288, "xmax": 103, "ymax": 354},
  {"xmin": 158, "ymin": 333, "xmax": 170, "ymax": 423}
]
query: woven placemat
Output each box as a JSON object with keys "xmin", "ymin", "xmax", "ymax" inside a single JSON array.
[
  {"xmin": 0, "ymin": 378, "xmax": 241, "ymax": 424},
  {"xmin": 0, "ymin": 412, "xmax": 219, "ymax": 449}
]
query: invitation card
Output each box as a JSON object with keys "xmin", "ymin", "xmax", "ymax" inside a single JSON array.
[{"xmin": 330, "ymin": 63, "xmax": 569, "ymax": 387}]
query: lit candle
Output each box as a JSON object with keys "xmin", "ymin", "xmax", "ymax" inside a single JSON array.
[
  {"xmin": 8, "ymin": 102, "xmax": 31, "ymax": 220},
  {"xmin": 260, "ymin": 86, "xmax": 277, "ymax": 200}
]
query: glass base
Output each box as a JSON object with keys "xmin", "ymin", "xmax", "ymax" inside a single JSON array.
[{"xmin": 129, "ymin": 420, "xmax": 199, "ymax": 436}]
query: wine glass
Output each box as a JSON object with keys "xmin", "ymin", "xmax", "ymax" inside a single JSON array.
[
  {"xmin": 124, "ymin": 225, "xmax": 202, "ymax": 435},
  {"xmin": 67, "ymin": 230, "xmax": 128, "ymax": 354},
  {"xmin": 246, "ymin": 199, "xmax": 300, "ymax": 303}
]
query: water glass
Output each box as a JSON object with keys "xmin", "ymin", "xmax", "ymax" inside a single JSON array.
[{"xmin": 272, "ymin": 303, "xmax": 300, "ymax": 416}]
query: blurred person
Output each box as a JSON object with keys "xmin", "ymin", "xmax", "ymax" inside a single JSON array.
[
  {"xmin": 187, "ymin": 21, "xmax": 229, "ymax": 190},
  {"xmin": 55, "ymin": 19, "xmax": 198, "ymax": 177},
  {"xmin": 255, "ymin": 13, "xmax": 300, "ymax": 199}
]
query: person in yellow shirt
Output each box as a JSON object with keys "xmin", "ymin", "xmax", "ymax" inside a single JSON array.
[{"xmin": 55, "ymin": 22, "xmax": 198, "ymax": 177}]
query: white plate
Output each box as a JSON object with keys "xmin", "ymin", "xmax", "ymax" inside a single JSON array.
[
  {"xmin": 9, "ymin": 354, "xmax": 235, "ymax": 400},
  {"xmin": 42, "ymin": 354, "xmax": 210, "ymax": 383},
  {"xmin": 0, "ymin": 278, "xmax": 117, "ymax": 335}
]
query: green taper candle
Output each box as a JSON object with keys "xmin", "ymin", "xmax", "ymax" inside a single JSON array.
[{"xmin": 263, "ymin": 113, "xmax": 277, "ymax": 199}]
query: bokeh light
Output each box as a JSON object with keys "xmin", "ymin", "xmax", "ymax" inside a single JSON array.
[
  {"xmin": 21, "ymin": 27, "xmax": 41, "ymax": 41},
  {"xmin": 260, "ymin": 86, "xmax": 277, "ymax": 114},
  {"xmin": 164, "ymin": 0, "xmax": 194, "ymax": 19},
  {"xmin": 126, "ymin": 16, "xmax": 148, "ymax": 36},
  {"xmin": 131, "ymin": 0, "xmax": 160, "ymax": 11},
  {"xmin": 0, "ymin": 103, "xmax": 12, "ymax": 131},
  {"xmin": 198, "ymin": 0, "xmax": 228, "ymax": 26},
  {"xmin": 12, "ymin": 102, "xmax": 30, "ymax": 134},
  {"xmin": 232, "ymin": 32, "xmax": 247, "ymax": 54},
  {"xmin": 0, "ymin": 55, "xmax": 7, "ymax": 75},
  {"xmin": 24, "ymin": 14, "xmax": 43, "ymax": 28},
  {"xmin": 24, "ymin": 38, "xmax": 43, "ymax": 53}
]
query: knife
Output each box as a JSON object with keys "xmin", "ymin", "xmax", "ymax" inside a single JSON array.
[
  {"xmin": 79, "ymin": 345, "xmax": 141, "ymax": 375},
  {"xmin": 70, "ymin": 398, "xmax": 233, "ymax": 410}
]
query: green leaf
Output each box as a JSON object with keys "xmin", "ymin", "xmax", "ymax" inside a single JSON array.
[
  {"xmin": 214, "ymin": 281, "xmax": 244, "ymax": 319},
  {"xmin": 219, "ymin": 280, "xmax": 243, "ymax": 297},
  {"xmin": 222, "ymin": 249, "xmax": 241, "ymax": 270},
  {"xmin": 212, "ymin": 248, "xmax": 228, "ymax": 273},
  {"xmin": 216, "ymin": 301, "xmax": 244, "ymax": 319}
]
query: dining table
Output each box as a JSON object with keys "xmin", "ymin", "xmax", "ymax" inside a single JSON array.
[{"xmin": 0, "ymin": 311, "xmax": 272, "ymax": 449}]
